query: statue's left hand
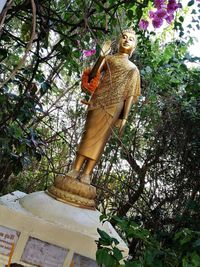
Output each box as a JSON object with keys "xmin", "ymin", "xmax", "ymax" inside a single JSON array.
[{"xmin": 119, "ymin": 119, "xmax": 126, "ymax": 138}]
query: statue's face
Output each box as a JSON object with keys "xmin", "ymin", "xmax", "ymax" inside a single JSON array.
[{"xmin": 118, "ymin": 32, "xmax": 136, "ymax": 55}]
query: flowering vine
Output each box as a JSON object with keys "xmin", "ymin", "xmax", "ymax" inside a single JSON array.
[
  {"xmin": 139, "ymin": 0, "xmax": 182, "ymax": 30},
  {"xmin": 83, "ymin": 49, "xmax": 96, "ymax": 57}
]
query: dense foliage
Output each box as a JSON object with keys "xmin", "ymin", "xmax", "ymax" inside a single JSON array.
[
  {"xmin": 96, "ymin": 217, "xmax": 200, "ymax": 266},
  {"xmin": 0, "ymin": 0, "xmax": 200, "ymax": 266}
]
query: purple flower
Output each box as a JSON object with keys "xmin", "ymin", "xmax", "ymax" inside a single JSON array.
[
  {"xmin": 147, "ymin": 0, "xmax": 181, "ymax": 30},
  {"xmin": 167, "ymin": 0, "xmax": 180, "ymax": 13},
  {"xmin": 149, "ymin": 10, "xmax": 155, "ymax": 18},
  {"xmin": 155, "ymin": 8, "xmax": 167, "ymax": 18},
  {"xmin": 154, "ymin": 0, "xmax": 165, "ymax": 8},
  {"xmin": 83, "ymin": 49, "xmax": 96, "ymax": 57},
  {"xmin": 165, "ymin": 13, "xmax": 174, "ymax": 24},
  {"xmin": 139, "ymin": 19, "xmax": 149, "ymax": 30},
  {"xmin": 152, "ymin": 17, "xmax": 164, "ymax": 28}
]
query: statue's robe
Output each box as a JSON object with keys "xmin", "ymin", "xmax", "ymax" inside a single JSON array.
[{"xmin": 77, "ymin": 53, "xmax": 141, "ymax": 161}]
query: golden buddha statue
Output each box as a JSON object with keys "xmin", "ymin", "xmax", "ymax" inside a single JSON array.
[{"xmin": 48, "ymin": 29, "xmax": 141, "ymax": 209}]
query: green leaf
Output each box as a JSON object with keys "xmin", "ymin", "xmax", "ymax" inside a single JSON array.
[
  {"xmin": 191, "ymin": 252, "xmax": 200, "ymax": 266},
  {"xmin": 191, "ymin": 9, "xmax": 196, "ymax": 14},
  {"xmin": 127, "ymin": 10, "xmax": 133, "ymax": 20},
  {"xmin": 188, "ymin": 0, "xmax": 194, "ymax": 6},
  {"xmin": 96, "ymin": 248, "xmax": 117, "ymax": 267},
  {"xmin": 144, "ymin": 249, "xmax": 156, "ymax": 265},
  {"xmin": 125, "ymin": 261, "xmax": 143, "ymax": 267},
  {"xmin": 97, "ymin": 228, "xmax": 119, "ymax": 246},
  {"xmin": 0, "ymin": 48, "xmax": 8, "ymax": 58},
  {"xmin": 135, "ymin": 6, "xmax": 142, "ymax": 20},
  {"xmin": 35, "ymin": 73, "xmax": 45, "ymax": 83},
  {"xmin": 73, "ymin": 50, "xmax": 81, "ymax": 59},
  {"xmin": 97, "ymin": 228, "xmax": 112, "ymax": 240},
  {"xmin": 96, "ymin": 247, "xmax": 110, "ymax": 265},
  {"xmin": 113, "ymin": 247, "xmax": 123, "ymax": 261},
  {"xmin": 99, "ymin": 214, "xmax": 107, "ymax": 222}
]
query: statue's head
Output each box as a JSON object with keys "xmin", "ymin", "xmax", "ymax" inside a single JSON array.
[{"xmin": 118, "ymin": 29, "xmax": 137, "ymax": 57}]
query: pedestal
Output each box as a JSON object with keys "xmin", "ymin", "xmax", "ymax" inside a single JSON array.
[{"xmin": 0, "ymin": 191, "xmax": 128, "ymax": 267}]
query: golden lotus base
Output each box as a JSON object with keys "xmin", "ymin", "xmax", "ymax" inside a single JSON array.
[{"xmin": 47, "ymin": 175, "xmax": 96, "ymax": 209}]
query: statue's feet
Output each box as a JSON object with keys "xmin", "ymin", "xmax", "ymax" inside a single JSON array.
[
  {"xmin": 48, "ymin": 173, "xmax": 96, "ymax": 209},
  {"xmin": 66, "ymin": 169, "xmax": 79, "ymax": 179},
  {"xmin": 80, "ymin": 173, "xmax": 91, "ymax": 185}
]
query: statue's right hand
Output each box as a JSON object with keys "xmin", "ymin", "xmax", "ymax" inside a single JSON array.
[{"xmin": 100, "ymin": 40, "xmax": 112, "ymax": 57}]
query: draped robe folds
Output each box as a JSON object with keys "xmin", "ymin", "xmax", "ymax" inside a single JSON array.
[{"xmin": 77, "ymin": 54, "xmax": 141, "ymax": 161}]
